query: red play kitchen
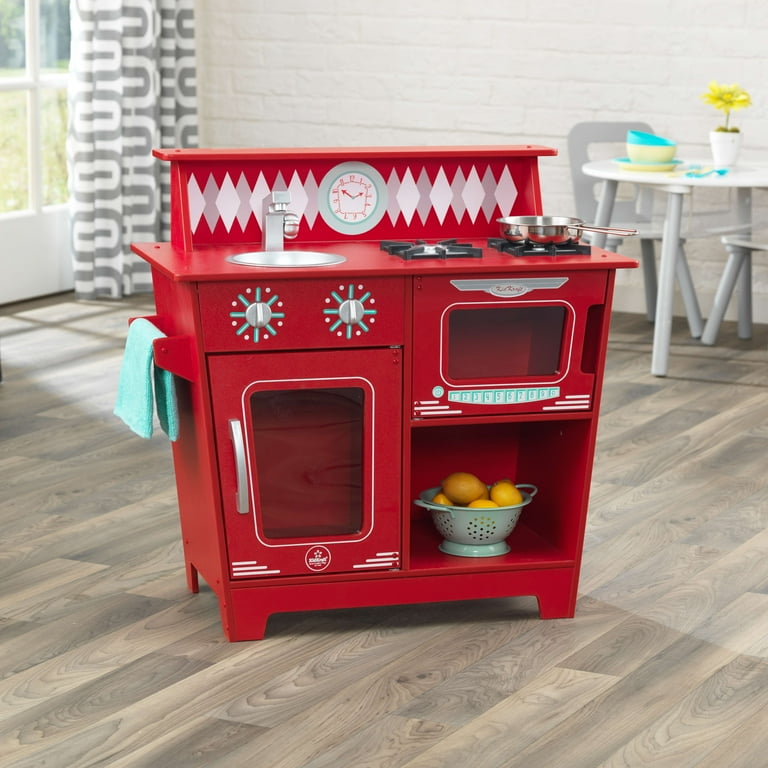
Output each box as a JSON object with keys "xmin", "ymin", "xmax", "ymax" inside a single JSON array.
[{"xmin": 125, "ymin": 145, "xmax": 636, "ymax": 640}]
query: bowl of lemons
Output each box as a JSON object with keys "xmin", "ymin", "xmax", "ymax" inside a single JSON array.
[{"xmin": 415, "ymin": 472, "xmax": 537, "ymax": 557}]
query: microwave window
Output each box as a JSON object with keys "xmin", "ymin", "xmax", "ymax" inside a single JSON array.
[
  {"xmin": 248, "ymin": 387, "xmax": 364, "ymax": 539},
  {"xmin": 447, "ymin": 305, "xmax": 566, "ymax": 379}
]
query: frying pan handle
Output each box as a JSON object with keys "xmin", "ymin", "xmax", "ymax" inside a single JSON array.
[{"xmin": 573, "ymin": 224, "xmax": 638, "ymax": 237}]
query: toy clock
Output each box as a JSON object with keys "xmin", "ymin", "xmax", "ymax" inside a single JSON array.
[{"xmin": 318, "ymin": 162, "xmax": 388, "ymax": 234}]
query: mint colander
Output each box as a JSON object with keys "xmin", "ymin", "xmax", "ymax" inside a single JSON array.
[{"xmin": 415, "ymin": 484, "xmax": 537, "ymax": 557}]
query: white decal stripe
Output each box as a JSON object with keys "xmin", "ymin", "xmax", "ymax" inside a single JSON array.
[
  {"xmin": 542, "ymin": 404, "xmax": 591, "ymax": 411},
  {"xmin": 353, "ymin": 562, "xmax": 398, "ymax": 569}
]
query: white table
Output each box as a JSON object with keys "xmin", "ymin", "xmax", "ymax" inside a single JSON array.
[{"xmin": 583, "ymin": 160, "xmax": 768, "ymax": 376}]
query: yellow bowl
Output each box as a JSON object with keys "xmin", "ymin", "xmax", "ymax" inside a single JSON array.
[{"xmin": 626, "ymin": 143, "xmax": 677, "ymax": 163}]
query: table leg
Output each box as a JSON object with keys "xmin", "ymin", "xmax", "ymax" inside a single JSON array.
[
  {"xmin": 701, "ymin": 245, "xmax": 748, "ymax": 345},
  {"xmin": 737, "ymin": 250, "xmax": 752, "ymax": 339},
  {"xmin": 591, "ymin": 179, "xmax": 618, "ymax": 248},
  {"xmin": 651, "ymin": 192, "xmax": 685, "ymax": 377},
  {"xmin": 700, "ymin": 186, "xmax": 753, "ymax": 345},
  {"xmin": 734, "ymin": 187, "xmax": 753, "ymax": 340},
  {"xmin": 674, "ymin": 244, "xmax": 703, "ymax": 338},
  {"xmin": 640, "ymin": 239, "xmax": 657, "ymax": 321}
]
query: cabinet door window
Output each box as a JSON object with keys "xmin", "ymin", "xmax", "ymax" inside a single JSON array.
[
  {"xmin": 447, "ymin": 305, "xmax": 566, "ymax": 380},
  {"xmin": 249, "ymin": 387, "xmax": 365, "ymax": 539}
]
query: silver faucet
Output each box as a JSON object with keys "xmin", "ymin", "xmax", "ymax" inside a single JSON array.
[{"xmin": 263, "ymin": 190, "xmax": 300, "ymax": 251}]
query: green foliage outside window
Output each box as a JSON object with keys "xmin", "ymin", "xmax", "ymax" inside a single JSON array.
[{"xmin": 0, "ymin": 0, "xmax": 70, "ymax": 214}]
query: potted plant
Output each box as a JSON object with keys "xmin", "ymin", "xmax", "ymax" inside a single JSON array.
[{"xmin": 701, "ymin": 81, "xmax": 752, "ymax": 168}]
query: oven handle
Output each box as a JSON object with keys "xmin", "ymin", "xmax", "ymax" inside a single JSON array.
[{"xmin": 228, "ymin": 419, "xmax": 249, "ymax": 515}]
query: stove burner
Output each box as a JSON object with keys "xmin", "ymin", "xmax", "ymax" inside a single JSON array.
[
  {"xmin": 487, "ymin": 238, "xmax": 593, "ymax": 257},
  {"xmin": 381, "ymin": 239, "xmax": 483, "ymax": 260}
]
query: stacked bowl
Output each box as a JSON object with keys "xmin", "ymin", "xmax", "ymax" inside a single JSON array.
[{"xmin": 617, "ymin": 130, "xmax": 680, "ymax": 172}]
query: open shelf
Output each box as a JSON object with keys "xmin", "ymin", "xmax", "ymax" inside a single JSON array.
[
  {"xmin": 407, "ymin": 417, "xmax": 597, "ymax": 569},
  {"xmin": 408, "ymin": 514, "xmax": 575, "ymax": 575}
]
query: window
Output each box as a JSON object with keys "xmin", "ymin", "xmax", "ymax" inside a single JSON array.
[
  {"xmin": 0, "ymin": 0, "xmax": 70, "ymax": 215},
  {"xmin": 447, "ymin": 306, "xmax": 566, "ymax": 379},
  {"xmin": 249, "ymin": 388, "xmax": 365, "ymax": 539}
]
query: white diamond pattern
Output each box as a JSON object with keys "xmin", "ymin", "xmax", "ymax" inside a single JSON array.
[
  {"xmin": 235, "ymin": 173, "xmax": 252, "ymax": 230},
  {"xmin": 187, "ymin": 174, "xmax": 205, "ymax": 233},
  {"xmin": 386, "ymin": 168, "xmax": 401, "ymax": 225},
  {"xmin": 248, "ymin": 173, "xmax": 271, "ymax": 232},
  {"xmin": 416, "ymin": 167, "xmax": 433, "ymax": 225},
  {"xmin": 481, "ymin": 166, "xmax": 498, "ymax": 222},
  {"xmin": 202, "ymin": 174, "xmax": 221, "ymax": 232},
  {"xmin": 396, "ymin": 167, "xmax": 420, "ymax": 226},
  {"xmin": 272, "ymin": 171, "xmax": 288, "ymax": 193},
  {"xmin": 450, "ymin": 167, "xmax": 467, "ymax": 223},
  {"xmin": 461, "ymin": 166, "xmax": 485, "ymax": 223},
  {"xmin": 185, "ymin": 161, "xmax": 524, "ymax": 236},
  {"xmin": 287, "ymin": 171, "xmax": 309, "ymax": 224},
  {"xmin": 302, "ymin": 171, "xmax": 319, "ymax": 227},
  {"xmin": 216, "ymin": 173, "xmax": 240, "ymax": 232},
  {"xmin": 495, "ymin": 165, "xmax": 518, "ymax": 216},
  {"xmin": 429, "ymin": 166, "xmax": 453, "ymax": 225}
]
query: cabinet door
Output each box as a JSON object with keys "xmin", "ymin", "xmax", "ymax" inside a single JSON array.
[{"xmin": 209, "ymin": 348, "xmax": 402, "ymax": 578}]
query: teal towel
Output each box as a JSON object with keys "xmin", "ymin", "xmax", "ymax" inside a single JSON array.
[{"xmin": 114, "ymin": 318, "xmax": 179, "ymax": 441}]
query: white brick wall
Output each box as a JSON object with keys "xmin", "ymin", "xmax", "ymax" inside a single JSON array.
[{"xmin": 194, "ymin": 0, "xmax": 768, "ymax": 322}]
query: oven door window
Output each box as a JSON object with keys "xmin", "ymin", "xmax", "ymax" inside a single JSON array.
[
  {"xmin": 446, "ymin": 305, "xmax": 566, "ymax": 380},
  {"xmin": 248, "ymin": 387, "xmax": 364, "ymax": 539}
]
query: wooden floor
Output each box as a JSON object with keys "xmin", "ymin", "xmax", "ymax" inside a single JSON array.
[{"xmin": 1, "ymin": 293, "xmax": 767, "ymax": 768}]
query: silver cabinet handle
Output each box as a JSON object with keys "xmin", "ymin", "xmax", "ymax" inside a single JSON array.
[{"xmin": 228, "ymin": 419, "xmax": 249, "ymax": 515}]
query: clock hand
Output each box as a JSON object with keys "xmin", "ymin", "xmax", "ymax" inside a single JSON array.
[{"xmin": 342, "ymin": 189, "xmax": 358, "ymax": 198}]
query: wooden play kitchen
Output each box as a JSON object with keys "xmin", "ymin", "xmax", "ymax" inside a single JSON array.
[{"xmin": 128, "ymin": 145, "xmax": 636, "ymax": 640}]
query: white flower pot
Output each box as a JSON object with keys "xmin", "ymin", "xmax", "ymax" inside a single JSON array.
[{"xmin": 709, "ymin": 130, "xmax": 742, "ymax": 168}]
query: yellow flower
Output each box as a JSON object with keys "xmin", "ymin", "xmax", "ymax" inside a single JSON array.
[{"xmin": 700, "ymin": 81, "xmax": 752, "ymax": 132}]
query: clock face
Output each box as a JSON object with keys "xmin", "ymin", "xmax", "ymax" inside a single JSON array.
[{"xmin": 318, "ymin": 162, "xmax": 388, "ymax": 234}]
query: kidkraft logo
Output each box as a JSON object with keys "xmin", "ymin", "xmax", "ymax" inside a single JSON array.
[
  {"xmin": 450, "ymin": 278, "xmax": 568, "ymax": 297},
  {"xmin": 488, "ymin": 283, "xmax": 532, "ymax": 297},
  {"xmin": 305, "ymin": 546, "xmax": 331, "ymax": 572}
]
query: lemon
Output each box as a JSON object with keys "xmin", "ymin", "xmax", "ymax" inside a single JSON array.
[
  {"xmin": 431, "ymin": 491, "xmax": 453, "ymax": 506},
  {"xmin": 490, "ymin": 480, "xmax": 523, "ymax": 507},
  {"xmin": 467, "ymin": 499, "xmax": 499, "ymax": 508},
  {"xmin": 440, "ymin": 472, "xmax": 487, "ymax": 506}
]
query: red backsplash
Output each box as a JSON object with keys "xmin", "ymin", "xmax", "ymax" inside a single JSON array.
[{"xmin": 156, "ymin": 145, "xmax": 557, "ymax": 250}]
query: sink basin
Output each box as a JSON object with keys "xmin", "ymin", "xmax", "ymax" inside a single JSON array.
[{"xmin": 227, "ymin": 251, "xmax": 346, "ymax": 267}]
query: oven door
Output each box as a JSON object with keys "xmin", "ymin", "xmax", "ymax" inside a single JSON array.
[
  {"xmin": 411, "ymin": 272, "xmax": 609, "ymax": 418},
  {"xmin": 209, "ymin": 348, "xmax": 402, "ymax": 578}
]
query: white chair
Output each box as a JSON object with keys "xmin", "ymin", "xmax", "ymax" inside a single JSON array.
[
  {"xmin": 701, "ymin": 232, "xmax": 766, "ymax": 345},
  {"xmin": 568, "ymin": 121, "xmax": 703, "ymax": 336}
]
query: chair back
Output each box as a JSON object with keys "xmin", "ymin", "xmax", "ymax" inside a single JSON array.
[{"xmin": 568, "ymin": 121, "xmax": 657, "ymax": 227}]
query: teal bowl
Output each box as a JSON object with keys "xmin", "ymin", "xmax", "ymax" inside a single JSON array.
[{"xmin": 627, "ymin": 130, "xmax": 676, "ymax": 146}]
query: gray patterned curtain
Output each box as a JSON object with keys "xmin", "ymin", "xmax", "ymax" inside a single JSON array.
[{"xmin": 67, "ymin": 0, "xmax": 198, "ymax": 299}]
